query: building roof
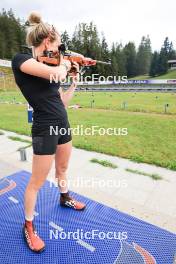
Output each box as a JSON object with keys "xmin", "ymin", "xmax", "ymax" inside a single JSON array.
[{"xmin": 168, "ymin": 60, "xmax": 176, "ymax": 63}]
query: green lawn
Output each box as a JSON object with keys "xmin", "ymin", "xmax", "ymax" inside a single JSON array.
[
  {"xmin": 130, "ymin": 70, "xmax": 176, "ymax": 80},
  {"xmin": 0, "ymin": 103, "xmax": 175, "ymax": 170},
  {"xmin": 0, "ymin": 68, "xmax": 175, "ymax": 170},
  {"xmin": 1, "ymin": 91, "xmax": 176, "ymax": 114},
  {"xmin": 0, "ymin": 91, "xmax": 24, "ymax": 103},
  {"xmin": 72, "ymin": 92, "xmax": 176, "ymax": 114}
]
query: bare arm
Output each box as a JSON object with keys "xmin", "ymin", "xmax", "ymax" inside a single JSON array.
[
  {"xmin": 20, "ymin": 58, "xmax": 71, "ymax": 81},
  {"xmin": 59, "ymin": 82, "xmax": 77, "ymax": 108},
  {"xmin": 59, "ymin": 62, "xmax": 79, "ymax": 108}
]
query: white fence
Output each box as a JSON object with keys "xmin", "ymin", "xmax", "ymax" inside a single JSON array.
[{"xmin": 0, "ymin": 59, "xmax": 11, "ymax": 68}]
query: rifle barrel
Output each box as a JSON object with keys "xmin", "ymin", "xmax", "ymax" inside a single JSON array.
[{"xmin": 96, "ymin": 60, "xmax": 111, "ymax": 65}]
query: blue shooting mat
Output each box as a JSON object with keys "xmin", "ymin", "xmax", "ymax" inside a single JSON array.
[{"xmin": 0, "ymin": 170, "xmax": 176, "ymax": 264}]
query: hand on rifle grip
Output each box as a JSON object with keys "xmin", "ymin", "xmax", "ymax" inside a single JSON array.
[
  {"xmin": 69, "ymin": 62, "xmax": 80, "ymax": 82},
  {"xmin": 60, "ymin": 58, "xmax": 72, "ymax": 72}
]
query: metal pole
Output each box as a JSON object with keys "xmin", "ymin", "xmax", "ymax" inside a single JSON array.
[{"xmin": 19, "ymin": 148, "xmax": 27, "ymax": 161}]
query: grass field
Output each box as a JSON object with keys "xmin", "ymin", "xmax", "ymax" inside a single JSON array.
[
  {"xmin": 0, "ymin": 65, "xmax": 176, "ymax": 170},
  {"xmin": 1, "ymin": 90, "xmax": 176, "ymax": 114},
  {"xmin": 0, "ymin": 93, "xmax": 176, "ymax": 170},
  {"xmin": 130, "ymin": 70, "xmax": 176, "ymax": 80},
  {"xmin": 72, "ymin": 92, "xmax": 176, "ymax": 114}
]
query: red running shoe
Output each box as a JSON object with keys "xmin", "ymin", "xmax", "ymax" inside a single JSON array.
[
  {"xmin": 60, "ymin": 193, "xmax": 86, "ymax": 210},
  {"xmin": 23, "ymin": 221, "xmax": 45, "ymax": 253}
]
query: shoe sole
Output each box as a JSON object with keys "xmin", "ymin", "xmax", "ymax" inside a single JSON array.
[
  {"xmin": 23, "ymin": 226, "xmax": 46, "ymax": 253},
  {"xmin": 60, "ymin": 203, "xmax": 86, "ymax": 210}
]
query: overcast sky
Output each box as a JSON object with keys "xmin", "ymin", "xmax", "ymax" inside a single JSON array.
[{"xmin": 1, "ymin": 0, "xmax": 175, "ymax": 51}]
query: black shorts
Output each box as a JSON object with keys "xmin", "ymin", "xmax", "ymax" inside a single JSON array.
[{"xmin": 32, "ymin": 121, "xmax": 72, "ymax": 155}]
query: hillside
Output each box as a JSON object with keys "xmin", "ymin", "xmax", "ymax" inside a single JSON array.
[
  {"xmin": 0, "ymin": 66, "xmax": 176, "ymax": 90},
  {"xmin": 130, "ymin": 70, "xmax": 176, "ymax": 80},
  {"xmin": 0, "ymin": 66, "xmax": 13, "ymax": 75},
  {"xmin": 0, "ymin": 66, "xmax": 17, "ymax": 91}
]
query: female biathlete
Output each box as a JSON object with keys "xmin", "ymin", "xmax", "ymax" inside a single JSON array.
[{"xmin": 12, "ymin": 11, "xmax": 86, "ymax": 253}]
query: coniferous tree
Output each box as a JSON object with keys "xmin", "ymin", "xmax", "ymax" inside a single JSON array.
[
  {"xmin": 149, "ymin": 51, "xmax": 159, "ymax": 76},
  {"xmin": 0, "ymin": 8, "xmax": 25, "ymax": 59},
  {"xmin": 136, "ymin": 36, "xmax": 152, "ymax": 75},
  {"xmin": 158, "ymin": 37, "xmax": 172, "ymax": 75},
  {"xmin": 61, "ymin": 30, "xmax": 71, "ymax": 49},
  {"xmin": 124, "ymin": 42, "xmax": 137, "ymax": 77},
  {"xmin": 99, "ymin": 34, "xmax": 110, "ymax": 77}
]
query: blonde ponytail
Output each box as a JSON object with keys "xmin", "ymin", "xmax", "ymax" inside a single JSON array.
[{"xmin": 25, "ymin": 11, "xmax": 59, "ymax": 47}]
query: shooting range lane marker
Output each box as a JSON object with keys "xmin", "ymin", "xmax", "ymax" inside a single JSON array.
[
  {"xmin": 76, "ymin": 239, "xmax": 96, "ymax": 252},
  {"xmin": 49, "ymin": 221, "xmax": 96, "ymax": 252},
  {"xmin": 8, "ymin": 196, "xmax": 19, "ymax": 204},
  {"xmin": 113, "ymin": 239, "xmax": 123, "ymax": 264},
  {"xmin": 0, "ymin": 178, "xmax": 17, "ymax": 196},
  {"xmin": 49, "ymin": 221, "xmax": 64, "ymax": 231}
]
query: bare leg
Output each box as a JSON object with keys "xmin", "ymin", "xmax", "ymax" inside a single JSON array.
[
  {"xmin": 55, "ymin": 140, "xmax": 72, "ymax": 193},
  {"xmin": 55, "ymin": 140, "xmax": 86, "ymax": 210},
  {"xmin": 24, "ymin": 154, "xmax": 55, "ymax": 220}
]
